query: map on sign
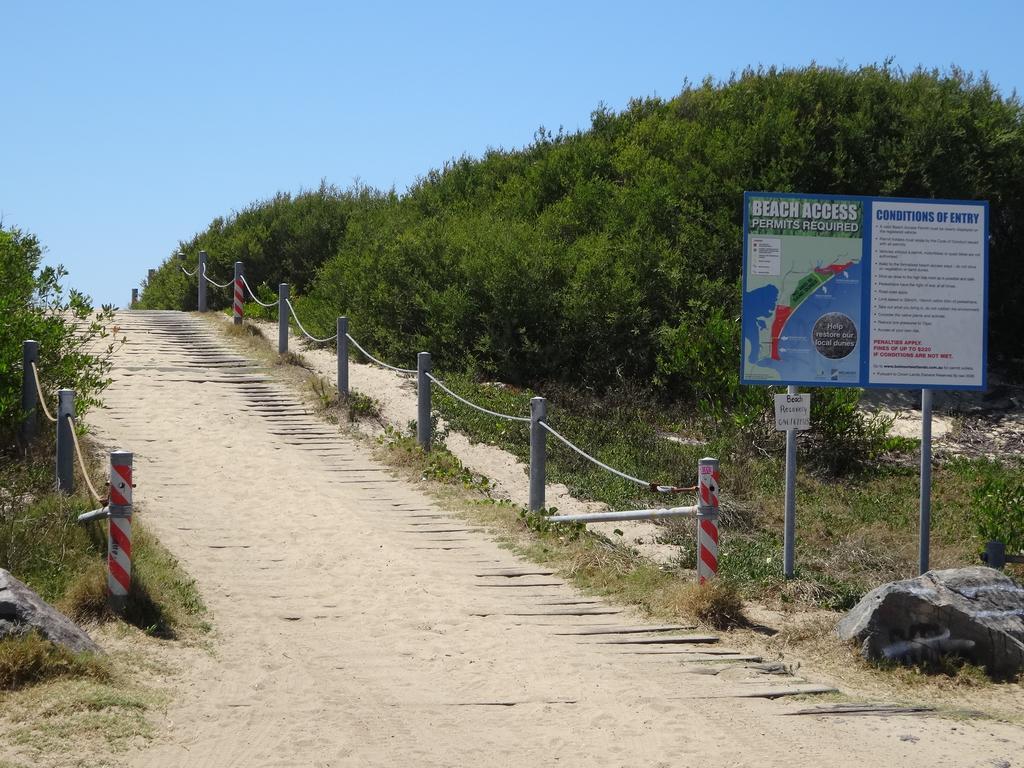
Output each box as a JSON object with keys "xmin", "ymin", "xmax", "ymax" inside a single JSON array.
[
  {"xmin": 742, "ymin": 196, "xmax": 864, "ymax": 385},
  {"xmin": 740, "ymin": 192, "xmax": 988, "ymax": 390}
]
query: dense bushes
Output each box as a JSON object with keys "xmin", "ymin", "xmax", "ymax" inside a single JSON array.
[
  {"xmin": 139, "ymin": 182, "xmax": 367, "ymax": 311},
  {"xmin": 0, "ymin": 227, "xmax": 119, "ymax": 451},
  {"xmin": 142, "ymin": 64, "xmax": 1024, "ymax": 426}
]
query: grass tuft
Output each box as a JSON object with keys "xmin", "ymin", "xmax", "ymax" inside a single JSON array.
[
  {"xmin": 275, "ymin": 350, "xmax": 307, "ymax": 368},
  {"xmin": 0, "ymin": 633, "xmax": 109, "ymax": 691},
  {"xmin": 58, "ymin": 561, "xmax": 111, "ymax": 623},
  {"xmin": 671, "ymin": 579, "xmax": 747, "ymax": 629},
  {"xmin": 223, "ymin": 321, "xmax": 265, "ymax": 340},
  {"xmin": 344, "ymin": 390, "xmax": 383, "ymax": 423}
]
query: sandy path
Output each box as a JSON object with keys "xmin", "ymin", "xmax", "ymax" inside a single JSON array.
[
  {"xmin": 84, "ymin": 311, "xmax": 1021, "ymax": 767},
  {"xmin": 261, "ymin": 318, "xmax": 674, "ymax": 562}
]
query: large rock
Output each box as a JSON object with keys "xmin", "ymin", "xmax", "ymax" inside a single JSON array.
[
  {"xmin": 837, "ymin": 566, "xmax": 1024, "ymax": 677},
  {"xmin": 0, "ymin": 569, "xmax": 102, "ymax": 654}
]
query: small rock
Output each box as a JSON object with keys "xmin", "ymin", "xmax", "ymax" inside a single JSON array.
[{"xmin": 0, "ymin": 569, "xmax": 101, "ymax": 654}]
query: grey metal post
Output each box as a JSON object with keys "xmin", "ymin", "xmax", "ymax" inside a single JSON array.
[
  {"xmin": 337, "ymin": 317, "xmax": 349, "ymax": 396},
  {"xmin": 919, "ymin": 388, "xmax": 933, "ymax": 574},
  {"xmin": 417, "ymin": 352, "xmax": 432, "ymax": 451},
  {"xmin": 783, "ymin": 385, "xmax": 798, "ymax": 579},
  {"xmin": 233, "ymin": 261, "xmax": 243, "ymax": 325},
  {"xmin": 56, "ymin": 389, "xmax": 75, "ymax": 493},
  {"xmin": 21, "ymin": 340, "xmax": 39, "ymax": 444},
  {"xmin": 131, "ymin": 288, "xmax": 138, "ymax": 306},
  {"xmin": 984, "ymin": 540, "xmax": 1006, "ymax": 570},
  {"xmin": 147, "ymin": 268, "xmax": 156, "ymax": 283},
  {"xmin": 198, "ymin": 250, "xmax": 208, "ymax": 312},
  {"xmin": 529, "ymin": 397, "xmax": 547, "ymax": 511},
  {"xmin": 278, "ymin": 283, "xmax": 290, "ymax": 354}
]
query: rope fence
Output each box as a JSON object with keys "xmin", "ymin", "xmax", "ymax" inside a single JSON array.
[
  {"xmin": 181, "ymin": 265, "xmax": 198, "ymax": 277},
  {"xmin": 202, "ymin": 272, "xmax": 233, "ymax": 289},
  {"xmin": 538, "ymin": 421, "xmax": 694, "ymax": 494},
  {"xmin": 345, "ymin": 333, "xmax": 417, "ymax": 374},
  {"xmin": 19, "ymin": 341, "xmax": 135, "ymax": 611},
  {"xmin": 285, "ymin": 298, "xmax": 338, "ymax": 343},
  {"xmin": 195, "ymin": 260, "xmax": 702, "ymax": 498},
  {"xmin": 139, "ymin": 253, "xmax": 721, "ymax": 581},
  {"xmin": 246, "ymin": 276, "xmax": 698, "ymax": 498},
  {"xmin": 239, "ymin": 275, "xmax": 278, "ymax": 308},
  {"xmin": 426, "ymin": 373, "xmax": 530, "ymax": 423},
  {"xmin": 67, "ymin": 414, "xmax": 105, "ymax": 505},
  {"xmin": 30, "ymin": 362, "xmax": 58, "ymax": 423}
]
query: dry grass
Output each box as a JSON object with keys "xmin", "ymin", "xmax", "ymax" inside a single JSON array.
[
  {"xmin": 275, "ymin": 350, "xmax": 308, "ymax": 368},
  {"xmin": 0, "ymin": 654, "xmax": 165, "ymax": 765},
  {"xmin": 0, "ymin": 633, "xmax": 109, "ymax": 691},
  {"xmin": 222, "ymin": 321, "xmax": 265, "ymax": 341},
  {"xmin": 665, "ymin": 580, "xmax": 747, "ymax": 629},
  {"xmin": 57, "ymin": 560, "xmax": 110, "ymax": 623}
]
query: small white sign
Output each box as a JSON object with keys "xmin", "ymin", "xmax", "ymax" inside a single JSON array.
[{"xmin": 774, "ymin": 393, "xmax": 811, "ymax": 431}]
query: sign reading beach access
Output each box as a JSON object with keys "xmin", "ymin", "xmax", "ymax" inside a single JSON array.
[{"xmin": 741, "ymin": 192, "xmax": 988, "ymax": 390}]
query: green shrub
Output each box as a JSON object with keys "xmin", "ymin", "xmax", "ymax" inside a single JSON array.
[
  {"xmin": 145, "ymin": 64, "xmax": 1024, "ymax": 465},
  {"xmin": 0, "ymin": 227, "xmax": 121, "ymax": 450},
  {"xmin": 969, "ymin": 460, "xmax": 1024, "ymax": 552}
]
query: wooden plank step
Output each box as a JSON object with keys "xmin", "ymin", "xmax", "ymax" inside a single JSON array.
[
  {"xmin": 711, "ymin": 684, "xmax": 838, "ymax": 700},
  {"xmin": 639, "ymin": 654, "xmax": 764, "ymax": 663},
  {"xmin": 624, "ymin": 647, "xmax": 749, "ymax": 656},
  {"xmin": 782, "ymin": 703, "xmax": 934, "ymax": 716},
  {"xmin": 596, "ymin": 635, "xmax": 719, "ymax": 645},
  {"xmin": 556, "ymin": 624, "xmax": 694, "ymax": 636},
  {"xmin": 491, "ymin": 609, "xmax": 622, "ymax": 617}
]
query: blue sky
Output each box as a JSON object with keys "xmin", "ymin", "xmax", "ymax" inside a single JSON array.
[{"xmin": 2, "ymin": 1, "xmax": 1021, "ymax": 308}]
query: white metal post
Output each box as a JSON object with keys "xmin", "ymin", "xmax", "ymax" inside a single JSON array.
[
  {"xmin": 233, "ymin": 261, "xmax": 244, "ymax": 325},
  {"xmin": 696, "ymin": 457, "xmax": 720, "ymax": 584},
  {"xmin": 783, "ymin": 385, "xmax": 798, "ymax": 579},
  {"xmin": 107, "ymin": 450, "xmax": 133, "ymax": 614}
]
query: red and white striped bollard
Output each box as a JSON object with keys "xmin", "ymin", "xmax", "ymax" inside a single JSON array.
[
  {"xmin": 696, "ymin": 457, "xmax": 720, "ymax": 584},
  {"xmin": 233, "ymin": 261, "xmax": 244, "ymax": 325},
  {"xmin": 107, "ymin": 450, "xmax": 133, "ymax": 612}
]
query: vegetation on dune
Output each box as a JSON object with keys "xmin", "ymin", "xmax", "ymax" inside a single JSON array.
[
  {"xmin": 143, "ymin": 63, "xmax": 1024, "ymax": 604},
  {"xmin": 143, "ymin": 64, "xmax": 1024, "ymax": 405},
  {"xmin": 0, "ymin": 228, "xmax": 119, "ymax": 444}
]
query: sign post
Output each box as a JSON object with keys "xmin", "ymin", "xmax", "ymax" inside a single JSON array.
[
  {"xmin": 775, "ymin": 389, "xmax": 810, "ymax": 578},
  {"xmin": 742, "ymin": 192, "xmax": 988, "ymax": 578},
  {"xmin": 920, "ymin": 389, "xmax": 933, "ymax": 573}
]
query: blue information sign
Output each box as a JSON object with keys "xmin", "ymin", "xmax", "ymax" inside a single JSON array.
[{"xmin": 741, "ymin": 192, "xmax": 988, "ymax": 390}]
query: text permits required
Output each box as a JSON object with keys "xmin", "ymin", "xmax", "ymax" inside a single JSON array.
[{"xmin": 774, "ymin": 393, "xmax": 811, "ymax": 431}]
